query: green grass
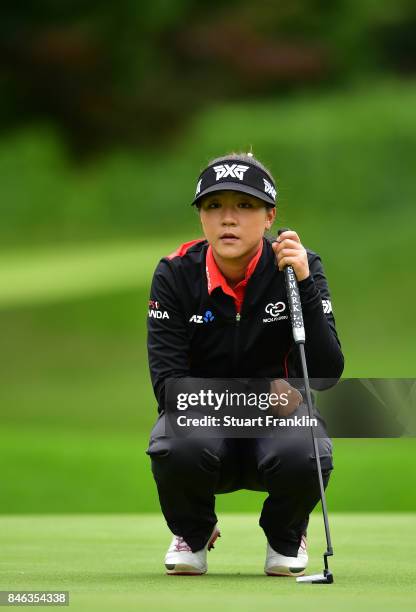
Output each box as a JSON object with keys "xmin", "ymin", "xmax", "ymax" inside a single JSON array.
[
  {"xmin": 1, "ymin": 514, "xmax": 415, "ymax": 611},
  {"xmin": 1, "ymin": 425, "xmax": 415, "ymax": 513},
  {"xmin": 0, "ymin": 238, "xmax": 179, "ymax": 308}
]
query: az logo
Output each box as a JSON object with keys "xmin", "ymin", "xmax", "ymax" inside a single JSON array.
[
  {"xmin": 189, "ymin": 315, "xmax": 204, "ymax": 323},
  {"xmin": 189, "ymin": 310, "xmax": 215, "ymax": 324}
]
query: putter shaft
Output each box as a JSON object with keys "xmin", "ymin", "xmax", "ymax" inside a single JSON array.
[{"xmin": 278, "ymin": 228, "xmax": 334, "ymax": 583}]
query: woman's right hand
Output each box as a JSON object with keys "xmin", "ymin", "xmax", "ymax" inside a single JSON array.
[{"xmin": 269, "ymin": 379, "xmax": 303, "ymax": 417}]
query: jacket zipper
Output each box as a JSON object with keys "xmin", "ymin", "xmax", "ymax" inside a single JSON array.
[{"xmin": 232, "ymin": 312, "xmax": 241, "ymax": 374}]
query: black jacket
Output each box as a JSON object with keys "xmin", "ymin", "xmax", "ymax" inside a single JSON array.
[{"xmin": 147, "ymin": 237, "xmax": 344, "ymax": 412}]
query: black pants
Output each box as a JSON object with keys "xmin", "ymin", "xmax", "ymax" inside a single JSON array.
[{"xmin": 146, "ymin": 413, "xmax": 333, "ymax": 557}]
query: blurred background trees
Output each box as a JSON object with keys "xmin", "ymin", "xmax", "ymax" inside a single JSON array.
[{"xmin": 1, "ymin": 0, "xmax": 415, "ymax": 155}]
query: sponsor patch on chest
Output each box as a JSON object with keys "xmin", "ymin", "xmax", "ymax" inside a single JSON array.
[
  {"xmin": 263, "ymin": 301, "xmax": 288, "ymax": 323},
  {"xmin": 189, "ymin": 310, "xmax": 215, "ymax": 324}
]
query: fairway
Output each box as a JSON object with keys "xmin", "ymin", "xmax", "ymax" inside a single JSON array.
[
  {"xmin": 1, "ymin": 514, "xmax": 415, "ymax": 612},
  {"xmin": 0, "ymin": 238, "xmax": 179, "ymax": 308}
]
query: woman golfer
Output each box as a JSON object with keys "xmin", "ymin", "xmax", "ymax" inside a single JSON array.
[{"xmin": 146, "ymin": 152, "xmax": 344, "ymax": 576}]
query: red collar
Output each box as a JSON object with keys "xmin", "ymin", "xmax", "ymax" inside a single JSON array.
[{"xmin": 205, "ymin": 240, "xmax": 263, "ymax": 303}]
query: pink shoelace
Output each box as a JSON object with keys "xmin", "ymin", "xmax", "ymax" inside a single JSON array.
[
  {"xmin": 300, "ymin": 535, "xmax": 307, "ymax": 552},
  {"xmin": 173, "ymin": 536, "xmax": 192, "ymax": 552}
]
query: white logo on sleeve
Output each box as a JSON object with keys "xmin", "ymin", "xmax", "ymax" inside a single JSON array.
[
  {"xmin": 263, "ymin": 302, "xmax": 288, "ymax": 323},
  {"xmin": 213, "ymin": 164, "xmax": 249, "ymax": 181},
  {"xmin": 322, "ymin": 299, "xmax": 332, "ymax": 314},
  {"xmin": 148, "ymin": 299, "xmax": 170, "ymax": 319},
  {"xmin": 263, "ymin": 178, "xmax": 276, "ymax": 200}
]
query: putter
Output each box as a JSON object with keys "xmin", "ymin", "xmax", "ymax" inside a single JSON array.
[{"xmin": 277, "ymin": 228, "xmax": 334, "ymax": 585}]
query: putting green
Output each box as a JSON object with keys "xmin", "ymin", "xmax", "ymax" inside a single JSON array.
[
  {"xmin": 1, "ymin": 514, "xmax": 415, "ymax": 611},
  {"xmin": 0, "ymin": 238, "xmax": 181, "ymax": 308}
]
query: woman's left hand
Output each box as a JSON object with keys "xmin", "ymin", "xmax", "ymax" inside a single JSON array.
[{"xmin": 272, "ymin": 230, "xmax": 310, "ymax": 282}]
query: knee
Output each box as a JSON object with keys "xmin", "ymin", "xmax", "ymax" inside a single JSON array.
[
  {"xmin": 258, "ymin": 437, "xmax": 333, "ymax": 480},
  {"xmin": 146, "ymin": 437, "xmax": 221, "ymax": 480}
]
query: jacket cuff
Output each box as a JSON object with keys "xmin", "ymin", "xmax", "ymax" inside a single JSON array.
[{"xmin": 297, "ymin": 274, "xmax": 321, "ymax": 309}]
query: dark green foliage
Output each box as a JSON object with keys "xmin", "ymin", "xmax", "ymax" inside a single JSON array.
[{"xmin": 0, "ymin": 1, "xmax": 415, "ymax": 154}]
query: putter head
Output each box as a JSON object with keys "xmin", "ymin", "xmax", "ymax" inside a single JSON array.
[{"xmin": 296, "ymin": 570, "xmax": 334, "ymax": 584}]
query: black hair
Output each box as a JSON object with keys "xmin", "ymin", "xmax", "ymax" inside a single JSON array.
[{"xmin": 207, "ymin": 151, "xmax": 275, "ymax": 183}]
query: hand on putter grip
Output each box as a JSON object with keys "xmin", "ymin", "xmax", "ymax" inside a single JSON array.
[
  {"xmin": 272, "ymin": 230, "xmax": 310, "ymax": 282},
  {"xmin": 269, "ymin": 379, "xmax": 303, "ymax": 417}
]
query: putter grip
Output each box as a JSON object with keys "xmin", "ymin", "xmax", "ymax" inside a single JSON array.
[{"xmin": 278, "ymin": 228, "xmax": 305, "ymax": 344}]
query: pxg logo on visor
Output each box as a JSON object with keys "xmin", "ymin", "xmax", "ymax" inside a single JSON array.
[{"xmin": 191, "ymin": 161, "xmax": 277, "ymax": 208}]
